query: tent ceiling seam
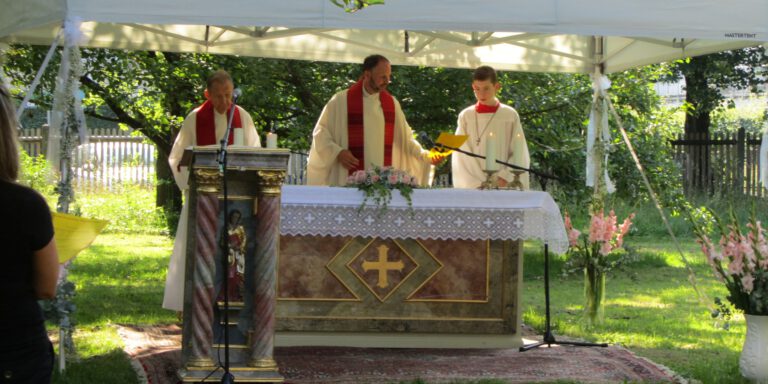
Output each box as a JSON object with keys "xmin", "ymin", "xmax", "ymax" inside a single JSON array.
[
  {"xmin": 254, "ymin": 27, "xmax": 270, "ymax": 37},
  {"xmin": 411, "ymin": 31, "xmax": 553, "ymax": 48},
  {"xmin": 484, "ymin": 33, "xmax": 553, "ymax": 45},
  {"xmin": 124, "ymin": 23, "xmax": 204, "ymax": 46},
  {"xmin": 478, "ymin": 32, "xmax": 494, "ymax": 44},
  {"xmin": 311, "ymin": 31, "xmax": 404, "ymax": 58},
  {"xmin": 633, "ymin": 37, "xmax": 687, "ymax": 49},
  {"xmin": 413, "ymin": 31, "xmax": 474, "ymax": 46},
  {"xmin": 409, "ymin": 36, "xmax": 436, "ymax": 55},
  {"xmin": 505, "ymin": 40, "xmax": 590, "ymax": 63},
  {"xmin": 601, "ymin": 39, "xmax": 636, "ymax": 64},
  {"xmin": 210, "ymin": 28, "xmax": 226, "ymax": 45},
  {"xmin": 215, "ymin": 26, "xmax": 333, "ymax": 40}
]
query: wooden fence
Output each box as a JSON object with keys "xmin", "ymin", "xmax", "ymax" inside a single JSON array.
[
  {"xmin": 19, "ymin": 126, "xmax": 314, "ymax": 190},
  {"xmin": 670, "ymin": 128, "xmax": 765, "ymax": 197},
  {"xmin": 19, "ymin": 127, "xmax": 156, "ymax": 192}
]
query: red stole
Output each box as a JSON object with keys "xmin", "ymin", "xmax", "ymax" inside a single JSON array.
[
  {"xmin": 195, "ymin": 100, "xmax": 241, "ymax": 146},
  {"xmin": 346, "ymin": 81, "xmax": 395, "ymax": 174}
]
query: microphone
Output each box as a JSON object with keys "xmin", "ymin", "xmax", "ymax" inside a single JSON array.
[
  {"xmin": 418, "ymin": 131, "xmax": 435, "ymax": 148},
  {"xmin": 218, "ymin": 88, "xmax": 242, "ymax": 172}
]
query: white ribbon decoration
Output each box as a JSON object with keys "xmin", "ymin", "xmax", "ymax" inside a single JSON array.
[
  {"xmin": 48, "ymin": 17, "xmax": 89, "ymax": 167},
  {"xmin": 586, "ymin": 73, "xmax": 615, "ymax": 193}
]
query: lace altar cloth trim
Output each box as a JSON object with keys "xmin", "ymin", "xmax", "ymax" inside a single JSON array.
[{"xmin": 280, "ymin": 186, "xmax": 568, "ymax": 254}]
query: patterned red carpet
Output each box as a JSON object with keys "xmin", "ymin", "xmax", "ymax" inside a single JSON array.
[{"xmin": 118, "ymin": 325, "xmax": 681, "ymax": 384}]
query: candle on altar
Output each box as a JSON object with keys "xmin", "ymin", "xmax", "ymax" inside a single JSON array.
[
  {"xmin": 266, "ymin": 132, "xmax": 278, "ymax": 148},
  {"xmin": 485, "ymin": 132, "xmax": 497, "ymax": 171}
]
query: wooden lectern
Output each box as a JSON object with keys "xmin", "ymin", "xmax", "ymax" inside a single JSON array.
[{"xmin": 177, "ymin": 146, "xmax": 289, "ymax": 383}]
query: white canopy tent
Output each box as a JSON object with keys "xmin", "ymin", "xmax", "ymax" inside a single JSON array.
[{"xmin": 0, "ymin": 0, "xmax": 765, "ymax": 74}]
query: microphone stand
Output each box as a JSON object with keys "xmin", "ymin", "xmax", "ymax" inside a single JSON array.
[
  {"xmin": 427, "ymin": 136, "xmax": 606, "ymax": 351},
  {"xmin": 430, "ymin": 141, "xmax": 559, "ymax": 182},
  {"xmin": 216, "ymin": 98, "xmax": 239, "ymax": 384}
]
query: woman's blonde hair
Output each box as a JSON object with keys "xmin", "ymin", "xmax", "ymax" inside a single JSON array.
[{"xmin": 0, "ymin": 84, "xmax": 19, "ymax": 181}]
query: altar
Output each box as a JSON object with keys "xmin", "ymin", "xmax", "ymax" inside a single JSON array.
[{"xmin": 275, "ymin": 186, "xmax": 568, "ymax": 348}]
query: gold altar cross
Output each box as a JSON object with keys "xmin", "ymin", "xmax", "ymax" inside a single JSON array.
[{"xmin": 362, "ymin": 245, "xmax": 404, "ymax": 288}]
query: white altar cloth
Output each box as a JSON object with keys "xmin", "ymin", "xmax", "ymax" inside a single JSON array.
[{"xmin": 280, "ymin": 186, "xmax": 569, "ymax": 254}]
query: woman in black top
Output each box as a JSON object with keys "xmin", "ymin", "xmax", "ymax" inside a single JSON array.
[{"xmin": 0, "ymin": 84, "xmax": 59, "ymax": 383}]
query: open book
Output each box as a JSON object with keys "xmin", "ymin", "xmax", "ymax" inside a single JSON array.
[
  {"xmin": 428, "ymin": 132, "xmax": 468, "ymax": 159},
  {"xmin": 53, "ymin": 212, "xmax": 108, "ymax": 264}
]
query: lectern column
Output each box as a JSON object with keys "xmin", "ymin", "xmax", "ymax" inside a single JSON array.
[
  {"xmin": 248, "ymin": 170, "xmax": 285, "ymax": 369},
  {"xmin": 187, "ymin": 168, "xmax": 220, "ymax": 367}
]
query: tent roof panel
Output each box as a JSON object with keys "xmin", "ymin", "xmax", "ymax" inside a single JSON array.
[{"xmin": 0, "ymin": 0, "xmax": 764, "ymax": 74}]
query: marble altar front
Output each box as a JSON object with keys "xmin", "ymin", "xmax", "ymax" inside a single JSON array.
[{"xmin": 275, "ymin": 186, "xmax": 567, "ymax": 348}]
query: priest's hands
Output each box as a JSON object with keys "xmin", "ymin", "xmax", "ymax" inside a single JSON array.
[
  {"xmin": 337, "ymin": 149, "xmax": 360, "ymax": 170},
  {"xmin": 430, "ymin": 154, "xmax": 446, "ymax": 165},
  {"xmin": 497, "ymin": 177, "xmax": 508, "ymax": 188}
]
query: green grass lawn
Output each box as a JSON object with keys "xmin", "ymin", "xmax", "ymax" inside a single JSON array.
[
  {"xmin": 51, "ymin": 232, "xmax": 752, "ymax": 384},
  {"xmin": 50, "ymin": 234, "xmax": 175, "ymax": 384},
  {"xmin": 522, "ymin": 237, "xmax": 749, "ymax": 384}
]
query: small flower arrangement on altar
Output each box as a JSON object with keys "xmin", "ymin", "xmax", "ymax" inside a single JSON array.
[
  {"xmin": 347, "ymin": 166, "xmax": 419, "ymax": 218},
  {"xmin": 563, "ymin": 209, "xmax": 635, "ymax": 326},
  {"xmin": 693, "ymin": 210, "xmax": 768, "ymax": 316}
]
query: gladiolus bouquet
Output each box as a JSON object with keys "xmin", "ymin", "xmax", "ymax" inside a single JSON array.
[
  {"xmin": 693, "ymin": 211, "xmax": 768, "ymax": 316},
  {"xmin": 564, "ymin": 209, "xmax": 634, "ymax": 325}
]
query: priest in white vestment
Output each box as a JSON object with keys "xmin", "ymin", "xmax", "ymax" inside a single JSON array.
[
  {"xmin": 452, "ymin": 66, "xmax": 530, "ymax": 190},
  {"xmin": 163, "ymin": 70, "xmax": 261, "ymax": 312},
  {"xmin": 307, "ymin": 54, "xmax": 436, "ymax": 186}
]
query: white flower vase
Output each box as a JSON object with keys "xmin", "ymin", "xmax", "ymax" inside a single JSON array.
[{"xmin": 740, "ymin": 314, "xmax": 768, "ymax": 383}]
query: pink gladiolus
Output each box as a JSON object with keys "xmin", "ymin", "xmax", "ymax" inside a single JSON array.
[
  {"xmin": 599, "ymin": 241, "xmax": 613, "ymax": 256},
  {"xmin": 615, "ymin": 214, "xmax": 633, "ymax": 248},
  {"xmin": 589, "ymin": 212, "xmax": 603, "ymax": 243},
  {"xmin": 568, "ymin": 228, "xmax": 581, "ymax": 247},
  {"xmin": 698, "ymin": 236, "xmax": 719, "ymax": 266},
  {"xmin": 739, "ymin": 239, "xmax": 756, "ymax": 272},
  {"xmin": 619, "ymin": 214, "xmax": 634, "ymax": 236},
  {"xmin": 563, "ymin": 213, "xmax": 581, "ymax": 248},
  {"xmin": 728, "ymin": 255, "xmax": 744, "ymax": 276},
  {"xmin": 402, "ymin": 175, "xmax": 411, "ymax": 185},
  {"xmin": 389, "ymin": 174, "xmax": 399, "ymax": 184},
  {"xmin": 742, "ymin": 273, "xmax": 755, "ymax": 293},
  {"xmin": 697, "ymin": 237, "xmax": 726, "ymax": 282},
  {"xmin": 601, "ymin": 210, "xmax": 618, "ymax": 243},
  {"xmin": 371, "ymin": 175, "xmax": 380, "ymax": 183}
]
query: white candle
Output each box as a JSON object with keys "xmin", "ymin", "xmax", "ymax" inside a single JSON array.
[
  {"xmin": 232, "ymin": 128, "xmax": 244, "ymax": 146},
  {"xmin": 485, "ymin": 132, "xmax": 497, "ymax": 171},
  {"xmin": 266, "ymin": 132, "xmax": 278, "ymax": 148}
]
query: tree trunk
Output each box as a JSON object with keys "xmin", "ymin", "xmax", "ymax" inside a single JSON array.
[
  {"xmin": 683, "ymin": 71, "xmax": 713, "ymax": 195},
  {"xmin": 155, "ymin": 145, "xmax": 182, "ymax": 231}
]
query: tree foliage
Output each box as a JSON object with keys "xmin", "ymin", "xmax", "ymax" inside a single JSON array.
[
  {"xmin": 4, "ymin": 45, "xmax": 684, "ymax": 225},
  {"xmin": 662, "ymin": 47, "xmax": 767, "ymax": 135}
]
